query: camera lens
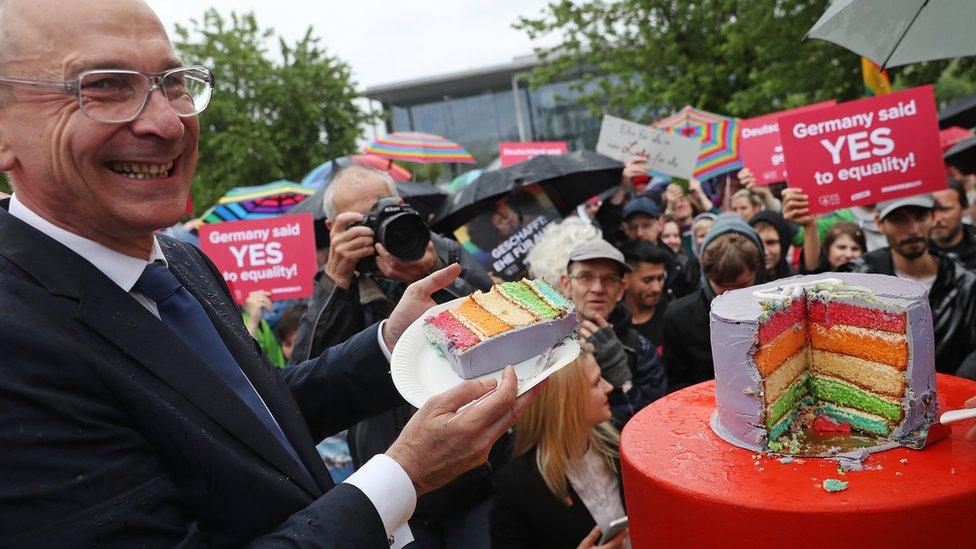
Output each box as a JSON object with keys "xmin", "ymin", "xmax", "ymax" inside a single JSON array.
[{"xmin": 378, "ymin": 212, "xmax": 431, "ymax": 261}]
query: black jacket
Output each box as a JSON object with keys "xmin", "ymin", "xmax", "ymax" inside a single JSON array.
[
  {"xmin": 0, "ymin": 206, "xmax": 396, "ymax": 547},
  {"xmin": 840, "ymin": 248, "xmax": 976, "ymax": 375},
  {"xmin": 931, "ymin": 223, "xmax": 976, "ymax": 271},
  {"xmin": 661, "ymin": 287, "xmax": 714, "ymax": 392},
  {"xmin": 749, "ymin": 209, "xmax": 798, "ymax": 282},
  {"xmin": 490, "ymin": 448, "xmax": 625, "ymax": 549},
  {"xmin": 603, "ymin": 304, "xmax": 668, "ymax": 425},
  {"xmin": 291, "ymin": 232, "xmax": 494, "ymax": 527}
]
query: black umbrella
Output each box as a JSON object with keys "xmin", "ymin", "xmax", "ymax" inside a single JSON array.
[
  {"xmin": 432, "ymin": 151, "xmax": 623, "ymax": 232},
  {"xmin": 288, "ymin": 180, "xmax": 448, "ymax": 248},
  {"xmin": 939, "ymin": 92, "xmax": 976, "ymax": 129},
  {"xmin": 945, "ymin": 136, "xmax": 976, "ymax": 175}
]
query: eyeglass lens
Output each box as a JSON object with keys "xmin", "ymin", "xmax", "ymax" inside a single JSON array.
[{"xmin": 78, "ymin": 68, "xmax": 212, "ymax": 123}]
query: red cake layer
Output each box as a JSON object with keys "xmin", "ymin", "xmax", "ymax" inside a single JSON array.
[
  {"xmin": 427, "ymin": 310, "xmax": 480, "ymax": 351},
  {"xmin": 758, "ymin": 298, "xmax": 806, "ymax": 345},
  {"xmin": 806, "ymin": 300, "xmax": 906, "ymax": 334}
]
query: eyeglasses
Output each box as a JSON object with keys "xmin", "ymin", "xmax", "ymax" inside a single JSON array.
[
  {"xmin": 568, "ymin": 273, "xmax": 623, "ymax": 288},
  {"xmin": 0, "ymin": 66, "xmax": 214, "ymax": 123}
]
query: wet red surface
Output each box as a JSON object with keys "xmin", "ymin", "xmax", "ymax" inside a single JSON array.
[{"xmin": 621, "ymin": 374, "xmax": 976, "ymax": 548}]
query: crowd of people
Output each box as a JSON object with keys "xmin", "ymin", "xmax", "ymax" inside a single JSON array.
[{"xmin": 2, "ymin": 0, "xmax": 976, "ymax": 547}]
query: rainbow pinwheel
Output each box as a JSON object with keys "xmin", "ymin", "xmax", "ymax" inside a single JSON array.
[
  {"xmin": 652, "ymin": 106, "xmax": 742, "ymax": 181},
  {"xmin": 200, "ymin": 180, "xmax": 315, "ymax": 224},
  {"xmin": 364, "ymin": 132, "xmax": 476, "ymax": 164}
]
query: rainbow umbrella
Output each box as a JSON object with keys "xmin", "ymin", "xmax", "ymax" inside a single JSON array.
[
  {"xmin": 364, "ymin": 132, "xmax": 476, "ymax": 164},
  {"xmin": 200, "ymin": 180, "xmax": 315, "ymax": 224},
  {"xmin": 652, "ymin": 106, "xmax": 742, "ymax": 181},
  {"xmin": 301, "ymin": 154, "xmax": 411, "ymax": 189}
]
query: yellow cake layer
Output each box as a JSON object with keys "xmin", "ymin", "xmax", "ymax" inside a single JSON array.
[
  {"xmin": 810, "ymin": 349, "xmax": 906, "ymax": 398},
  {"xmin": 471, "ymin": 287, "xmax": 538, "ymax": 327},
  {"xmin": 754, "ymin": 323, "xmax": 808, "ymax": 377},
  {"xmin": 809, "ymin": 323, "xmax": 908, "ymax": 370},
  {"xmin": 763, "ymin": 347, "xmax": 809, "ymax": 405},
  {"xmin": 453, "ymin": 299, "xmax": 511, "ymax": 338}
]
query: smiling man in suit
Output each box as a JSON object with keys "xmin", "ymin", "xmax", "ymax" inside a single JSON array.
[{"xmin": 0, "ymin": 0, "xmax": 532, "ymax": 546}]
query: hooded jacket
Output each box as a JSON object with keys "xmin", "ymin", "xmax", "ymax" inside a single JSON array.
[
  {"xmin": 840, "ymin": 248, "xmax": 976, "ymax": 375},
  {"xmin": 749, "ymin": 209, "xmax": 798, "ymax": 282},
  {"xmin": 662, "ymin": 214, "xmax": 765, "ymax": 392}
]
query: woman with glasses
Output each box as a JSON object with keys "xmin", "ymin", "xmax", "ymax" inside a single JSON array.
[{"xmin": 490, "ymin": 348, "xmax": 629, "ymax": 549}]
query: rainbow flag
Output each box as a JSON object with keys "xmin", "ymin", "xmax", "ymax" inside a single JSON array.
[
  {"xmin": 652, "ymin": 106, "xmax": 742, "ymax": 181},
  {"xmin": 862, "ymin": 57, "xmax": 892, "ymax": 97}
]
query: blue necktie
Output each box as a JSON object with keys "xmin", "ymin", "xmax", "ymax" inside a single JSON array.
[{"xmin": 134, "ymin": 261, "xmax": 313, "ymax": 484}]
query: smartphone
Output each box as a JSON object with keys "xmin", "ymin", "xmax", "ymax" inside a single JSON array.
[{"xmin": 599, "ymin": 516, "xmax": 629, "ymax": 545}]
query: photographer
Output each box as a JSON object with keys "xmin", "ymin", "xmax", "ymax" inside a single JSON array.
[{"xmin": 292, "ymin": 165, "xmax": 495, "ymax": 547}]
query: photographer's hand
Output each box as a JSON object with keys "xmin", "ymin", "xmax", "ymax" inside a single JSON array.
[
  {"xmin": 325, "ymin": 211, "xmax": 374, "ymax": 289},
  {"xmin": 376, "ymin": 241, "xmax": 438, "ymax": 284}
]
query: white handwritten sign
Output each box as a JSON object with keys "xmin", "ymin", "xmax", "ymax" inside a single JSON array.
[{"xmin": 596, "ymin": 114, "xmax": 701, "ymax": 179}]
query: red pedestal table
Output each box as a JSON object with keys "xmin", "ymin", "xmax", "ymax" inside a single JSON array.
[{"xmin": 621, "ymin": 374, "xmax": 976, "ymax": 548}]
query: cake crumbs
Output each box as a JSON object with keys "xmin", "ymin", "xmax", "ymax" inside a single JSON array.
[
  {"xmin": 950, "ymin": 468, "xmax": 956, "ymax": 475},
  {"xmin": 836, "ymin": 467, "xmax": 846, "ymax": 475},
  {"xmin": 899, "ymin": 458, "xmax": 908, "ymax": 464},
  {"xmin": 753, "ymin": 460, "xmax": 761, "ymax": 467},
  {"xmin": 778, "ymin": 456, "xmax": 794, "ymax": 464},
  {"xmin": 895, "ymin": 471, "xmax": 903, "ymax": 477},
  {"xmin": 822, "ymin": 479, "xmax": 849, "ymax": 492}
]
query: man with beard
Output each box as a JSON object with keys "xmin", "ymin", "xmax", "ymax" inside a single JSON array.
[
  {"xmin": 930, "ymin": 181, "xmax": 976, "ymax": 270},
  {"xmin": 620, "ymin": 239, "xmax": 670, "ymax": 349},
  {"xmin": 840, "ymin": 196, "xmax": 976, "ymax": 375},
  {"xmin": 561, "ymin": 239, "xmax": 667, "ymax": 424}
]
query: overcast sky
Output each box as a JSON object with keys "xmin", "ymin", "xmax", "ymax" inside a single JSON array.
[{"xmin": 147, "ymin": 0, "xmax": 562, "ymax": 89}]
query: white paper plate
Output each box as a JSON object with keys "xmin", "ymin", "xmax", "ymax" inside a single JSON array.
[{"xmin": 391, "ymin": 298, "xmax": 581, "ymax": 409}]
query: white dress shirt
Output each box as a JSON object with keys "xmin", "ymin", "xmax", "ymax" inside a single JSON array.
[{"xmin": 8, "ymin": 194, "xmax": 415, "ymax": 547}]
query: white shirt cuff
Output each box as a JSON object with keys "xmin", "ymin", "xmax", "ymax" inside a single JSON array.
[
  {"xmin": 343, "ymin": 454, "xmax": 416, "ymax": 547},
  {"xmin": 376, "ymin": 320, "xmax": 393, "ymax": 362}
]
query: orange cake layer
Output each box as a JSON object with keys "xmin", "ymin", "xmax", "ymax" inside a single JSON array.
[
  {"xmin": 754, "ymin": 324, "xmax": 808, "ymax": 377},
  {"xmin": 455, "ymin": 298, "xmax": 511, "ymax": 337},
  {"xmin": 809, "ymin": 323, "xmax": 908, "ymax": 370},
  {"xmin": 764, "ymin": 347, "xmax": 808, "ymax": 404},
  {"xmin": 810, "ymin": 349, "xmax": 906, "ymax": 398}
]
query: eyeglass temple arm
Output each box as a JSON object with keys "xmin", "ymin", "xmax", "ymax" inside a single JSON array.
[{"xmin": 0, "ymin": 76, "xmax": 74, "ymax": 93}]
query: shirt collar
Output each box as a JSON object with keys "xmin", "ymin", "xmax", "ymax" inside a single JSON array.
[{"xmin": 8, "ymin": 193, "xmax": 167, "ymax": 293}]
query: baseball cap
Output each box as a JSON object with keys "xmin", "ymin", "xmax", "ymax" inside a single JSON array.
[
  {"xmin": 876, "ymin": 195, "xmax": 935, "ymax": 220},
  {"xmin": 567, "ymin": 238, "xmax": 633, "ymax": 273},
  {"xmin": 622, "ymin": 197, "xmax": 661, "ymax": 219}
]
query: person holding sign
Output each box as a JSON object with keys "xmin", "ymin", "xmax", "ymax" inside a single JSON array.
[
  {"xmin": 0, "ymin": 1, "xmax": 533, "ymax": 545},
  {"xmin": 783, "ymin": 190, "xmax": 976, "ymax": 377}
]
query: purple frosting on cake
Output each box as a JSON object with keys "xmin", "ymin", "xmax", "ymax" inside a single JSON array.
[{"xmin": 710, "ymin": 273, "xmax": 937, "ymax": 453}]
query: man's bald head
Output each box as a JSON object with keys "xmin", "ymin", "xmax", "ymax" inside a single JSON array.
[{"xmin": 323, "ymin": 166, "xmax": 399, "ymax": 222}]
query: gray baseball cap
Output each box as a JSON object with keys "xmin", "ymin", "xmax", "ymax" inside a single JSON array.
[
  {"xmin": 567, "ymin": 238, "xmax": 632, "ymax": 273},
  {"xmin": 877, "ymin": 194, "xmax": 935, "ymax": 220}
]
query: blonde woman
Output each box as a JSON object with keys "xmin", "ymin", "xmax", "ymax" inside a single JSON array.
[{"xmin": 490, "ymin": 348, "xmax": 629, "ymax": 549}]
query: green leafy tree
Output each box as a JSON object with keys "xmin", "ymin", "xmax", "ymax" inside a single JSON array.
[
  {"xmin": 517, "ymin": 0, "xmax": 875, "ymax": 122},
  {"xmin": 174, "ymin": 10, "xmax": 373, "ymax": 215}
]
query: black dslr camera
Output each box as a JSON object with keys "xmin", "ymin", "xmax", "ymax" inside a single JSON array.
[{"xmin": 354, "ymin": 197, "xmax": 431, "ymax": 272}]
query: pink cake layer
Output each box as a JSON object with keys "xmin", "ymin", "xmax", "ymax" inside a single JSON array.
[
  {"xmin": 806, "ymin": 300, "xmax": 906, "ymax": 334},
  {"xmin": 758, "ymin": 298, "xmax": 805, "ymax": 345},
  {"xmin": 426, "ymin": 310, "xmax": 480, "ymax": 351}
]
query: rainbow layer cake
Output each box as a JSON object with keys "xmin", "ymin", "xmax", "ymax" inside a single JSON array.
[
  {"xmin": 424, "ymin": 279, "xmax": 577, "ymax": 378},
  {"xmin": 710, "ymin": 273, "xmax": 938, "ymax": 455}
]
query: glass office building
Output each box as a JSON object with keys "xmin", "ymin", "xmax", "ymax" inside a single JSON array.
[{"xmin": 364, "ymin": 55, "xmax": 603, "ymax": 167}]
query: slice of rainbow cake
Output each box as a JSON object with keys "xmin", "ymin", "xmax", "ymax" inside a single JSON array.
[{"xmin": 424, "ymin": 279, "xmax": 577, "ymax": 378}]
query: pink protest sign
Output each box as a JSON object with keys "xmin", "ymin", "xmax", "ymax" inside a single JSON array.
[
  {"xmin": 738, "ymin": 100, "xmax": 836, "ymax": 185},
  {"xmin": 199, "ymin": 213, "xmax": 318, "ymax": 303},
  {"xmin": 498, "ymin": 141, "xmax": 569, "ymax": 167},
  {"xmin": 779, "ymin": 85, "xmax": 945, "ymax": 214}
]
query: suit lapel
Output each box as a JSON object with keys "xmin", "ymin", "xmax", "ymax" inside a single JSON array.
[
  {"xmin": 162, "ymin": 239, "xmax": 332, "ymax": 493},
  {"xmin": 0, "ymin": 209, "xmax": 320, "ymax": 497}
]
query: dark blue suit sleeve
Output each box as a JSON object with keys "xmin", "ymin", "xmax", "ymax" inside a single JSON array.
[
  {"xmin": 281, "ymin": 323, "xmax": 404, "ymax": 441},
  {"xmin": 609, "ymin": 335, "xmax": 667, "ymax": 424}
]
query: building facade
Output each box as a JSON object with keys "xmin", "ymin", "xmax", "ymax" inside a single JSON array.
[{"xmin": 364, "ymin": 55, "xmax": 603, "ymax": 167}]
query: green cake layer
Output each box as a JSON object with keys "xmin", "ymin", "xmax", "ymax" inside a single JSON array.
[
  {"xmin": 767, "ymin": 373, "xmax": 810, "ymax": 428},
  {"xmin": 499, "ymin": 281, "xmax": 558, "ymax": 318},
  {"xmin": 816, "ymin": 403, "xmax": 892, "ymax": 436},
  {"xmin": 809, "ymin": 376, "xmax": 902, "ymax": 422},
  {"xmin": 769, "ymin": 396, "xmax": 813, "ymax": 439}
]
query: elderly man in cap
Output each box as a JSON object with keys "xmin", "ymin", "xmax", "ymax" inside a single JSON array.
[
  {"xmin": 0, "ymin": 0, "xmax": 535, "ymax": 546},
  {"xmin": 560, "ymin": 239, "xmax": 667, "ymax": 425},
  {"xmin": 836, "ymin": 195, "xmax": 976, "ymax": 376}
]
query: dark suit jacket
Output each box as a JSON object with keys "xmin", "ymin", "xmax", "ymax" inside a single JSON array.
[
  {"xmin": 0, "ymin": 205, "xmax": 401, "ymax": 547},
  {"xmin": 490, "ymin": 448, "xmax": 625, "ymax": 549}
]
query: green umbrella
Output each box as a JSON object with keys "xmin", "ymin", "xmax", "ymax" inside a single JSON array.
[{"xmin": 807, "ymin": 0, "xmax": 976, "ymax": 68}]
